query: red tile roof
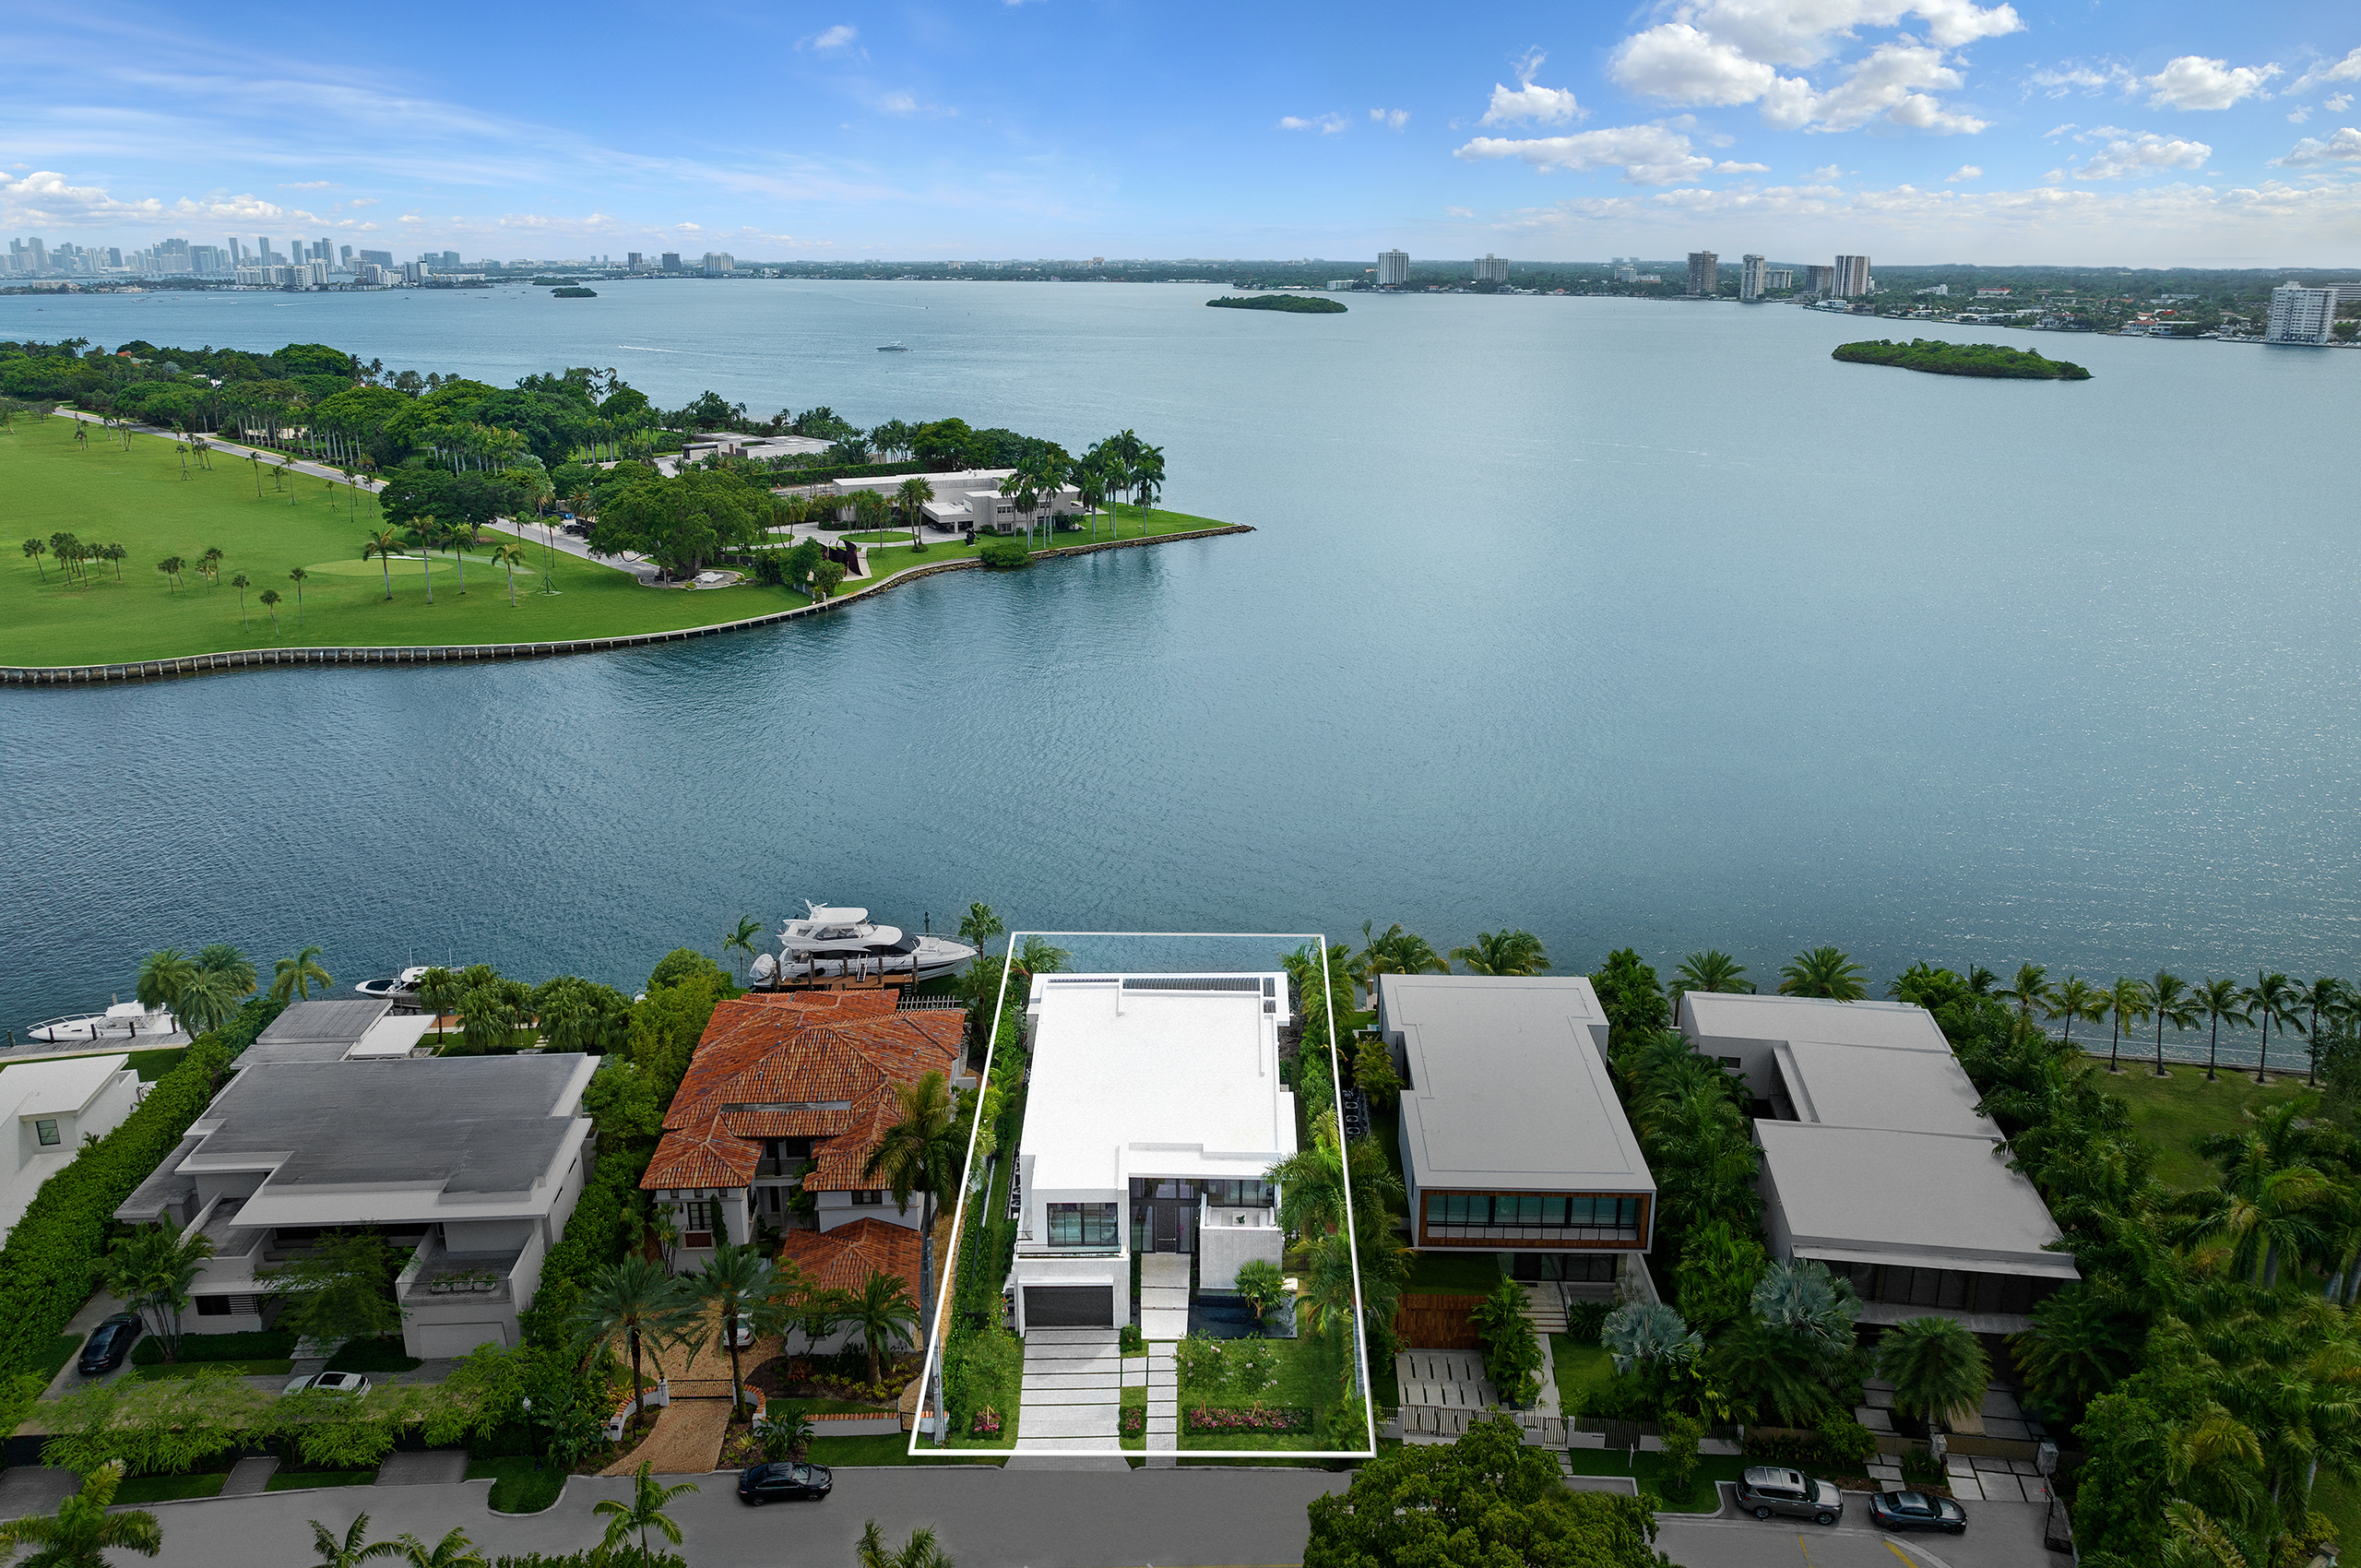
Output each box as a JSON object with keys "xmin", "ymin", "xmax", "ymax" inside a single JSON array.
[
  {"xmin": 643, "ymin": 995, "xmax": 965, "ymax": 1194},
  {"xmin": 777, "ymin": 1218, "xmax": 922, "ymax": 1295}
]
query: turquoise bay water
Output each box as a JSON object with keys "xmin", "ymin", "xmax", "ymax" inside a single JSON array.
[{"xmin": 2, "ymin": 282, "xmax": 2355, "ymax": 1053}]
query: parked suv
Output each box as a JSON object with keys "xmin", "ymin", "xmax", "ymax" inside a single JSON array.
[
  {"xmin": 76, "ymin": 1313, "xmax": 142, "ymax": 1376},
  {"xmin": 1736, "ymin": 1466, "xmax": 1844, "ymax": 1525}
]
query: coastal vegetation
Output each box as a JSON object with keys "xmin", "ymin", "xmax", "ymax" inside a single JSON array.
[
  {"xmin": 1832, "ymin": 338, "xmax": 2093, "ymax": 379},
  {"xmin": 550, "ymin": 287, "xmax": 598, "ymax": 299},
  {"xmin": 1205, "ymin": 294, "xmax": 1347, "ymax": 315}
]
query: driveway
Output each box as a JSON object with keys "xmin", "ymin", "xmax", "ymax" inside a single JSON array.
[
  {"xmin": 1655, "ymin": 1499, "xmax": 2063, "ymax": 1568},
  {"xmin": 138, "ymin": 1467, "xmax": 1347, "ymax": 1568}
]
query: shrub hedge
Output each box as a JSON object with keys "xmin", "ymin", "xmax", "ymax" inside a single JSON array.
[
  {"xmin": 516, "ymin": 1142, "xmax": 652, "ymax": 1351},
  {"xmin": 0, "ymin": 995, "xmax": 281, "ymax": 1437},
  {"xmin": 132, "ymin": 1330, "xmax": 296, "ymax": 1366}
]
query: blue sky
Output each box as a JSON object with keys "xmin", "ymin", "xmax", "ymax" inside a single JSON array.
[{"xmin": 4, "ymin": 0, "xmax": 2358, "ymax": 265}]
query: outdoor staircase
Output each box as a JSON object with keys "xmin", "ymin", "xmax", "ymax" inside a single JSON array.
[{"xmin": 1520, "ymin": 1282, "xmax": 1567, "ymax": 1334}]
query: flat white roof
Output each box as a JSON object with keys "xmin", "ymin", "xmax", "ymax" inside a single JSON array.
[
  {"xmin": 1757, "ymin": 1122, "xmax": 2079, "ymax": 1279},
  {"xmin": 1686, "ymin": 992, "xmax": 1951, "ymax": 1052},
  {"xmin": 1019, "ymin": 973, "xmax": 1296, "ymax": 1195},
  {"xmin": 1774, "ymin": 1039, "xmax": 1991, "ymax": 1137},
  {"xmin": 1383, "ymin": 975, "xmax": 1652, "ymax": 1194},
  {"xmin": 0, "ymin": 1053, "xmax": 130, "ymax": 1119}
]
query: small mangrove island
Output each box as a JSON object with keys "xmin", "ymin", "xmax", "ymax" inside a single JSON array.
[
  {"xmin": 550, "ymin": 286, "xmax": 598, "ymax": 298},
  {"xmin": 1206, "ymin": 294, "xmax": 1347, "ymax": 314},
  {"xmin": 1833, "ymin": 339, "xmax": 2091, "ymax": 380}
]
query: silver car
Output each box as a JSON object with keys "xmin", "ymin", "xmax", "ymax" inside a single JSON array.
[{"xmin": 1736, "ymin": 1465, "xmax": 1845, "ymax": 1525}]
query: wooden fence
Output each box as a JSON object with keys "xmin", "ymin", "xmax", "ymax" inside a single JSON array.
[{"xmin": 1393, "ymin": 1293, "xmax": 1485, "ymax": 1350}]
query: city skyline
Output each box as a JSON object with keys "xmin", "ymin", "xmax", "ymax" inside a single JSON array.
[{"xmin": 2, "ymin": 1, "xmax": 2358, "ymax": 267}]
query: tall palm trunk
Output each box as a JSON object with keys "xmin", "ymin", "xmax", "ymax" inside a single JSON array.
[{"xmin": 421, "ymin": 547, "xmax": 433, "ymax": 604}]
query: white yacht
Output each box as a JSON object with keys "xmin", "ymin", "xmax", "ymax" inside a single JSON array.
[
  {"xmin": 26, "ymin": 998, "xmax": 178, "ymax": 1044},
  {"xmin": 355, "ymin": 967, "xmax": 431, "ymax": 1002},
  {"xmin": 748, "ymin": 902, "xmax": 976, "ymax": 987}
]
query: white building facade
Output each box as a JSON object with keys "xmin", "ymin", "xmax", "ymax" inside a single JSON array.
[
  {"xmin": 2266, "ymin": 284, "xmax": 2338, "ymax": 345},
  {"xmin": 1, "ymin": 1054, "xmax": 142, "ymax": 1241}
]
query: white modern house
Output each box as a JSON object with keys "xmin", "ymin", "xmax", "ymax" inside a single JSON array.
[
  {"xmin": 812, "ymin": 469, "xmax": 1083, "ymax": 535},
  {"xmin": 0, "ymin": 1054, "xmax": 142, "ymax": 1240},
  {"xmin": 1680, "ymin": 992, "xmax": 2078, "ymax": 1333},
  {"xmin": 1011, "ymin": 972, "xmax": 1295, "ymax": 1334},
  {"xmin": 1377, "ymin": 976, "xmax": 1655, "ymax": 1291},
  {"xmin": 116, "ymin": 1051, "xmax": 597, "ymax": 1357}
]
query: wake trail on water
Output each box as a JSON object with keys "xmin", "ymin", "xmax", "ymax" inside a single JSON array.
[{"xmin": 617, "ymin": 345, "xmax": 686, "ymax": 352}]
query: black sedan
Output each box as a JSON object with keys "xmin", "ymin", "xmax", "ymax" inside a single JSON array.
[
  {"xmin": 738, "ymin": 1462, "xmax": 832, "ymax": 1504},
  {"xmin": 1870, "ymin": 1490, "xmax": 1967, "ymax": 1535},
  {"xmin": 76, "ymin": 1313, "xmax": 142, "ymax": 1375}
]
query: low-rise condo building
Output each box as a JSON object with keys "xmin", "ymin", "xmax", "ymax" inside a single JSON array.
[
  {"xmin": 1011, "ymin": 972, "xmax": 1295, "ymax": 1335},
  {"xmin": 1378, "ymin": 975, "xmax": 1655, "ymax": 1291},
  {"xmin": 1, "ymin": 1053, "xmax": 142, "ymax": 1241},
  {"xmin": 1680, "ymin": 992, "xmax": 2078, "ymax": 1332}
]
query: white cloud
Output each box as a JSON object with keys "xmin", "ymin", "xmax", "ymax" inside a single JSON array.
[
  {"xmin": 2142, "ymin": 55, "xmax": 2280, "ymax": 112},
  {"xmin": 1609, "ymin": 5, "xmax": 2006, "ymax": 135},
  {"xmin": 2072, "ymin": 130, "xmax": 2211, "ymax": 180},
  {"xmin": 1946, "ymin": 163, "xmax": 1981, "ymax": 180},
  {"xmin": 1278, "ymin": 113, "xmax": 1348, "ymax": 134},
  {"xmin": 873, "ymin": 90, "xmax": 949, "ymax": 116},
  {"xmin": 801, "ymin": 24, "xmax": 857, "ymax": 51},
  {"xmin": 277, "ymin": 180, "xmax": 330, "ymax": 189},
  {"xmin": 2289, "ymin": 47, "xmax": 2361, "ymax": 97},
  {"xmin": 1716, "ymin": 160, "xmax": 1771, "ymax": 172},
  {"xmin": 2289, "ymin": 104, "xmax": 2312, "ymax": 124},
  {"xmin": 1370, "ymin": 107, "xmax": 1411, "ymax": 130},
  {"xmin": 1444, "ymin": 205, "xmax": 1476, "ymax": 218},
  {"xmin": 1454, "ymin": 123, "xmax": 1717, "ymax": 184},
  {"xmin": 2331, "ymin": 93, "xmax": 2354, "ymax": 112},
  {"xmin": 1810, "ymin": 162, "xmax": 1844, "ymax": 178},
  {"xmin": 2026, "ymin": 62, "xmax": 2134, "ymax": 98},
  {"xmin": 2273, "ymin": 126, "xmax": 2361, "ymax": 165},
  {"xmin": 2043, "ymin": 123, "xmax": 2075, "ymax": 137},
  {"xmin": 1481, "ymin": 81, "xmax": 1583, "ymax": 125}
]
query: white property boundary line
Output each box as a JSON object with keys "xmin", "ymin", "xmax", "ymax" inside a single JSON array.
[{"xmin": 909, "ymin": 930, "xmax": 1375, "ymax": 1461}]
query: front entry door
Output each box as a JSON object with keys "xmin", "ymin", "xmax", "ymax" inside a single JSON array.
[{"xmin": 1154, "ymin": 1203, "xmax": 1183, "ymax": 1253}]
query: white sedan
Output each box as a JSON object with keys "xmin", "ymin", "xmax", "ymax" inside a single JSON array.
[{"xmin": 284, "ymin": 1372, "xmax": 373, "ymax": 1397}]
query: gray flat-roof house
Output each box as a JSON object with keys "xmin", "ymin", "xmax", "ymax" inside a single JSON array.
[
  {"xmin": 239, "ymin": 997, "xmax": 435, "ymax": 1068},
  {"xmin": 1378, "ymin": 975, "xmax": 1655, "ymax": 1288},
  {"xmin": 1680, "ymin": 992, "xmax": 2078, "ymax": 1333},
  {"xmin": 116, "ymin": 1045, "xmax": 597, "ymax": 1358}
]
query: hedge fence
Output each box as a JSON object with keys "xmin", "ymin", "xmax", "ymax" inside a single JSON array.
[{"xmin": 0, "ymin": 996, "xmax": 283, "ymax": 1438}]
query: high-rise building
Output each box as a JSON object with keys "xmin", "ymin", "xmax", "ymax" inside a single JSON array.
[
  {"xmin": 1738, "ymin": 254, "xmax": 1765, "ymax": 303},
  {"xmin": 257, "ymin": 236, "xmax": 273, "ymax": 267},
  {"xmin": 1473, "ymin": 254, "xmax": 1510, "ymax": 283},
  {"xmin": 661, "ymin": 252, "xmax": 682, "ymax": 272},
  {"xmin": 29, "ymin": 237, "xmax": 48, "ymax": 271},
  {"xmin": 1833, "ymin": 255, "xmax": 1872, "ymax": 297},
  {"xmin": 338, "ymin": 244, "xmax": 353, "ymax": 267},
  {"xmin": 1805, "ymin": 264, "xmax": 1833, "ymax": 295},
  {"xmin": 2265, "ymin": 283, "xmax": 2338, "ymax": 345},
  {"xmin": 1764, "ymin": 267, "xmax": 1795, "ymax": 291},
  {"xmin": 1686, "ymin": 250, "xmax": 1718, "ymax": 296},
  {"xmin": 1377, "ymin": 249, "xmax": 1408, "ymax": 286},
  {"xmin": 626, "ymin": 252, "xmax": 643, "ymax": 268}
]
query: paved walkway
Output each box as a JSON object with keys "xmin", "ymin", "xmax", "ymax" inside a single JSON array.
[
  {"xmin": 220, "ymin": 1457, "xmax": 278, "ymax": 1496},
  {"xmin": 1011, "ymin": 1329, "xmax": 1120, "ymax": 1454},
  {"xmin": 1139, "ymin": 1254, "xmax": 1190, "ymax": 1341},
  {"xmin": 1144, "ymin": 1343, "xmax": 1177, "ymax": 1455}
]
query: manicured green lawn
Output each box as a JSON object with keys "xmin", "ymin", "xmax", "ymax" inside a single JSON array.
[
  {"xmin": 467, "ymin": 1456, "xmax": 567, "ymax": 1514},
  {"xmin": 1560, "ymin": 1447, "xmax": 1746, "ymax": 1512},
  {"xmin": 1, "ymin": 416, "xmax": 1238, "ymax": 665},
  {"xmin": 113, "ymin": 1472, "xmax": 229, "ymax": 1503},
  {"xmin": 806, "ymin": 1433, "xmax": 1001, "ymax": 1467},
  {"xmin": 267, "ymin": 1469, "xmax": 377, "ymax": 1491},
  {"xmin": 1549, "ymin": 1336, "xmax": 1617, "ymax": 1417},
  {"xmin": 1121, "ymin": 1385, "xmax": 1145, "ymax": 1452},
  {"xmin": 2101, "ymin": 1064, "xmax": 2317, "ymax": 1190}
]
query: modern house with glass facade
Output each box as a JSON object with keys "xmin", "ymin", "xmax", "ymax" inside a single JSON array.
[
  {"xmin": 1010, "ymin": 972, "xmax": 1296, "ymax": 1333},
  {"xmin": 1377, "ymin": 974, "xmax": 1655, "ymax": 1287},
  {"xmin": 1679, "ymin": 992, "xmax": 2079, "ymax": 1333}
]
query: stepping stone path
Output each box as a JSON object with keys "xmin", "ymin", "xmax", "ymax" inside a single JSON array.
[
  {"xmin": 1145, "ymin": 1343, "xmax": 1177, "ymax": 1454},
  {"xmin": 1139, "ymin": 1255, "xmax": 1191, "ymax": 1341}
]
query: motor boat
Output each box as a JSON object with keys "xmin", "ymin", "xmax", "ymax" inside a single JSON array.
[
  {"xmin": 749, "ymin": 902, "xmax": 976, "ymax": 987},
  {"xmin": 876, "ymin": 341, "xmax": 909, "ymax": 352},
  {"xmin": 355, "ymin": 966, "xmax": 431, "ymax": 1002},
  {"xmin": 25, "ymin": 998, "xmax": 177, "ymax": 1044}
]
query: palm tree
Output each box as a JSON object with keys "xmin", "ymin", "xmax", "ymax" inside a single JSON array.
[
  {"xmin": 157, "ymin": 554, "xmax": 185, "ymax": 592},
  {"xmin": 2008, "ymin": 1286, "xmax": 2141, "ymax": 1419},
  {"xmin": 1449, "ymin": 929, "xmax": 1549, "ymax": 976},
  {"xmin": 492, "ymin": 541, "xmax": 526, "ymax": 605},
  {"xmin": 2240, "ymin": 971, "xmax": 2300, "ymax": 1085},
  {"xmin": 2047, "ymin": 976, "xmax": 2106, "ymax": 1052},
  {"xmin": 173, "ymin": 967, "xmax": 243, "ymax": 1037},
  {"xmin": 2101, "ymin": 977, "xmax": 2152, "ymax": 1074},
  {"xmin": 414, "ymin": 967, "xmax": 461, "ymax": 1041},
  {"xmin": 896, "ymin": 476, "xmax": 935, "ymax": 540},
  {"xmin": 2193, "ymin": 978, "xmax": 2249, "ymax": 1083},
  {"xmin": 270, "ymin": 944, "xmax": 334, "ymax": 1003},
  {"xmin": 287, "ymin": 565, "xmax": 310, "ymax": 624},
  {"xmin": 2298, "ymin": 977, "xmax": 2350, "ymax": 1086},
  {"xmin": 2151, "ymin": 970, "xmax": 2200, "ymax": 1077},
  {"xmin": 722, "ymin": 916, "xmax": 763, "ymax": 982},
  {"xmin": 1355, "ymin": 922, "xmax": 1447, "ymax": 984},
  {"xmin": 1712, "ymin": 1316, "xmax": 1829, "ymax": 1427},
  {"xmin": 104, "ymin": 542, "xmax": 125, "ymax": 581},
  {"xmin": 1877, "ymin": 1315, "xmax": 1990, "ymax": 1428},
  {"xmin": 572, "ymin": 1253, "xmax": 691, "ymax": 1435},
  {"xmin": 259, "ymin": 588, "xmax": 282, "ymax": 633},
  {"xmin": 136, "ymin": 948, "xmax": 196, "ymax": 1019},
  {"xmin": 682, "ymin": 1242, "xmax": 801, "ymax": 1418},
  {"xmin": 362, "ymin": 528, "xmax": 401, "ymax": 600},
  {"xmin": 2173, "ymin": 1163, "xmax": 2331, "ymax": 1288},
  {"xmin": 0, "ymin": 1461, "xmax": 162, "ymax": 1567},
  {"xmin": 858, "ymin": 1519, "xmax": 954, "ymax": 1568},
  {"xmin": 23, "ymin": 538, "xmax": 47, "ymax": 582},
  {"xmin": 1674, "ymin": 950, "xmax": 1748, "ymax": 1002},
  {"xmin": 595, "ymin": 1464, "xmax": 694, "ymax": 1558},
  {"xmin": 1777, "ymin": 946, "xmax": 1867, "ymax": 1000},
  {"xmin": 196, "ymin": 546, "xmax": 223, "ymax": 585},
  {"xmin": 395, "ymin": 1528, "xmax": 486, "ymax": 1568},
  {"xmin": 406, "ymin": 520, "xmax": 443, "ymax": 604},
  {"xmin": 1997, "ymin": 963, "xmax": 2055, "ymax": 1022},
  {"xmin": 444, "ymin": 519, "xmax": 481, "ymax": 593},
  {"xmin": 231, "ymin": 573, "xmax": 252, "ymax": 628},
  {"xmin": 957, "ymin": 904, "xmax": 1004, "ymax": 956},
  {"xmin": 308, "ymin": 1515, "xmax": 406, "ymax": 1568},
  {"xmin": 104, "ymin": 1218, "xmax": 216, "ymax": 1361},
  {"xmin": 834, "ymin": 1268, "xmax": 919, "ymax": 1384},
  {"xmin": 861, "ymin": 1071, "xmax": 961, "ymax": 1339},
  {"xmin": 1129, "ymin": 442, "xmax": 1165, "ymax": 536}
]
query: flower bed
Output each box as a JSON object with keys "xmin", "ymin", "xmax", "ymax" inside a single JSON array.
[
  {"xmin": 1183, "ymin": 1405, "xmax": 1311, "ymax": 1434},
  {"xmin": 970, "ymin": 1407, "xmax": 1003, "ymax": 1438},
  {"xmin": 1121, "ymin": 1407, "xmax": 1144, "ymax": 1436}
]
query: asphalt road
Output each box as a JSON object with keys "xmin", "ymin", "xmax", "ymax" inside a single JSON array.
[
  {"xmin": 145, "ymin": 1467, "xmax": 1349, "ymax": 1568},
  {"xmin": 1656, "ymin": 1500, "xmax": 2064, "ymax": 1568}
]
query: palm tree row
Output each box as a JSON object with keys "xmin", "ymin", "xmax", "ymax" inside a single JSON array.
[{"xmin": 1948, "ymin": 961, "xmax": 2356, "ymax": 1085}]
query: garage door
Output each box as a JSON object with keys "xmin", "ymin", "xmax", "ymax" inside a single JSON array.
[
  {"xmin": 413, "ymin": 1323, "xmax": 508, "ymax": 1358},
  {"xmin": 1024, "ymin": 1286, "xmax": 1112, "ymax": 1328}
]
